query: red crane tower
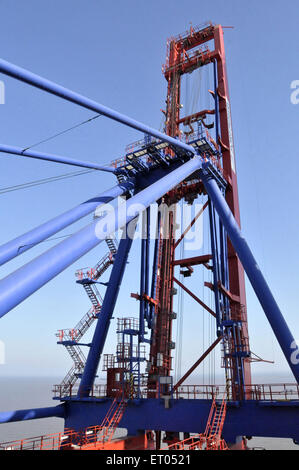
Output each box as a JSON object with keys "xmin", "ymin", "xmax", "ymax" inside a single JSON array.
[{"xmin": 147, "ymin": 24, "xmax": 251, "ymax": 411}]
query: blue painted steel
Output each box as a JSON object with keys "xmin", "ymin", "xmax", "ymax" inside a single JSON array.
[
  {"xmin": 201, "ymin": 168, "xmax": 299, "ymax": 383},
  {"xmin": 144, "ymin": 207, "xmax": 150, "ymax": 323},
  {"xmin": 0, "ymin": 157, "xmax": 202, "ymax": 319},
  {"xmin": 63, "ymin": 398, "xmax": 299, "ymax": 443},
  {"xmin": 0, "ymin": 180, "xmax": 135, "ymax": 266},
  {"xmin": 0, "ymin": 405, "xmax": 65, "ymax": 423},
  {"xmin": 149, "ymin": 209, "xmax": 161, "ymax": 329},
  {"xmin": 139, "ymin": 220, "xmax": 146, "ymax": 341},
  {"xmin": 208, "ymin": 200, "xmax": 222, "ymax": 336},
  {"xmin": 0, "ymin": 58, "xmax": 196, "ymax": 156},
  {"xmin": 78, "ymin": 227, "xmax": 136, "ymax": 397},
  {"xmin": 139, "ymin": 208, "xmax": 151, "ymax": 341},
  {"xmin": 0, "ymin": 143, "xmax": 115, "ymax": 173}
]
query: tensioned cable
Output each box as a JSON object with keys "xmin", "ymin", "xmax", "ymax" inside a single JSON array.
[
  {"xmin": 21, "ymin": 114, "xmax": 102, "ymax": 153},
  {"xmin": 1, "ymin": 113, "xmax": 106, "ymax": 194},
  {"xmin": 0, "ymin": 168, "xmax": 95, "ymax": 194},
  {"xmin": 17, "ymin": 232, "xmax": 75, "ymax": 253}
]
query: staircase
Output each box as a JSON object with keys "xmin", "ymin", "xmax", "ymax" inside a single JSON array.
[
  {"xmin": 97, "ymin": 397, "xmax": 127, "ymax": 445},
  {"xmin": 105, "ymin": 237, "xmax": 117, "ymax": 256},
  {"xmin": 81, "ymin": 282, "xmax": 102, "ymax": 309},
  {"xmin": 56, "ymin": 237, "xmax": 118, "ymax": 392},
  {"xmin": 163, "ymin": 397, "xmax": 228, "ymax": 451},
  {"xmin": 204, "ymin": 398, "xmax": 227, "ymax": 450},
  {"xmin": 80, "ymin": 395, "xmax": 127, "ymax": 449}
]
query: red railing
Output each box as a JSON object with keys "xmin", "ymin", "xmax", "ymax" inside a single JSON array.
[{"xmin": 0, "ymin": 428, "xmax": 78, "ymax": 451}]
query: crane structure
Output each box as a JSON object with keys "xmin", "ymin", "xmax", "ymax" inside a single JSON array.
[{"xmin": 0, "ymin": 23, "xmax": 299, "ymax": 451}]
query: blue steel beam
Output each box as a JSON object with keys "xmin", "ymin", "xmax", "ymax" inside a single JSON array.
[
  {"xmin": 200, "ymin": 168, "xmax": 299, "ymax": 383},
  {"xmin": 63, "ymin": 398, "xmax": 299, "ymax": 444},
  {"xmin": 0, "ymin": 143, "xmax": 116, "ymax": 173},
  {"xmin": 78, "ymin": 226, "xmax": 136, "ymax": 397},
  {"xmin": 0, "ymin": 157, "xmax": 202, "ymax": 319},
  {"xmin": 0, "ymin": 58, "xmax": 196, "ymax": 156},
  {"xmin": 0, "ymin": 405, "xmax": 65, "ymax": 423},
  {"xmin": 0, "ymin": 180, "xmax": 135, "ymax": 266}
]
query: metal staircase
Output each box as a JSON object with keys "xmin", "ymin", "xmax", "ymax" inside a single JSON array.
[
  {"xmin": 97, "ymin": 396, "xmax": 127, "ymax": 445},
  {"xmin": 79, "ymin": 394, "xmax": 127, "ymax": 449},
  {"xmin": 204, "ymin": 398, "xmax": 227, "ymax": 450},
  {"xmin": 56, "ymin": 238, "xmax": 118, "ymax": 390},
  {"xmin": 80, "ymin": 282, "xmax": 102, "ymax": 309},
  {"xmin": 163, "ymin": 397, "xmax": 228, "ymax": 451}
]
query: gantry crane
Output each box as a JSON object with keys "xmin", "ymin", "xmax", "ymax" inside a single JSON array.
[{"xmin": 0, "ymin": 23, "xmax": 298, "ymax": 451}]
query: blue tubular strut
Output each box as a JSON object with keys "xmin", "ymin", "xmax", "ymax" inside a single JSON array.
[
  {"xmin": 0, "ymin": 58, "xmax": 195, "ymax": 156},
  {"xmin": 0, "ymin": 180, "xmax": 135, "ymax": 266},
  {"xmin": 0, "ymin": 157, "xmax": 202, "ymax": 319},
  {"xmin": 78, "ymin": 226, "xmax": 136, "ymax": 397},
  {"xmin": 0, "ymin": 143, "xmax": 116, "ymax": 173},
  {"xmin": 149, "ymin": 209, "xmax": 161, "ymax": 329},
  {"xmin": 139, "ymin": 216, "xmax": 146, "ymax": 342},
  {"xmin": 208, "ymin": 200, "xmax": 222, "ymax": 336},
  {"xmin": 200, "ymin": 169, "xmax": 299, "ymax": 383},
  {"xmin": 0, "ymin": 405, "xmax": 65, "ymax": 423},
  {"xmin": 145, "ymin": 207, "xmax": 150, "ymax": 323}
]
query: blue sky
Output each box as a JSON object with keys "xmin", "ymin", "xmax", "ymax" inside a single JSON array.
[{"xmin": 0, "ymin": 0, "xmax": 298, "ymax": 385}]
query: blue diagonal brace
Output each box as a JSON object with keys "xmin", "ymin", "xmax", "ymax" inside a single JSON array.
[{"xmin": 201, "ymin": 168, "xmax": 299, "ymax": 384}]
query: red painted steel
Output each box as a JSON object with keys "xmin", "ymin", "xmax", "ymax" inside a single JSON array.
[{"xmin": 160, "ymin": 23, "xmax": 252, "ymax": 400}]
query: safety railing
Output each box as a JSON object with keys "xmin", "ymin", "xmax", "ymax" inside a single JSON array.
[
  {"xmin": 174, "ymin": 383, "xmax": 299, "ymax": 401},
  {"xmin": 52, "ymin": 383, "xmax": 299, "ymax": 402},
  {"xmin": 53, "ymin": 383, "xmax": 107, "ymax": 399},
  {"xmin": 246, "ymin": 383, "xmax": 299, "ymax": 401},
  {"xmin": 165, "ymin": 434, "xmax": 204, "ymax": 451},
  {"xmin": 0, "ymin": 428, "xmax": 78, "ymax": 451}
]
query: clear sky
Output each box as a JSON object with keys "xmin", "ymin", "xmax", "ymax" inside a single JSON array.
[{"xmin": 0, "ymin": 0, "xmax": 298, "ymax": 385}]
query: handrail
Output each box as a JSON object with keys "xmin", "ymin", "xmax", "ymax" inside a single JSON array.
[{"xmin": 52, "ymin": 382, "xmax": 299, "ymax": 402}]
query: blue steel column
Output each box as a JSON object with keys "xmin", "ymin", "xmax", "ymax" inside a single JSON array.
[
  {"xmin": 208, "ymin": 200, "xmax": 222, "ymax": 336},
  {"xmin": 149, "ymin": 208, "xmax": 161, "ymax": 329},
  {"xmin": 78, "ymin": 224, "xmax": 136, "ymax": 397},
  {"xmin": 139, "ymin": 208, "xmax": 150, "ymax": 340},
  {"xmin": 201, "ymin": 168, "xmax": 299, "ymax": 383},
  {"xmin": 145, "ymin": 207, "xmax": 150, "ymax": 323},
  {"xmin": 139, "ymin": 213, "xmax": 146, "ymax": 342}
]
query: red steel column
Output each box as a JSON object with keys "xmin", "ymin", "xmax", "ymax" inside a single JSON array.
[{"xmin": 214, "ymin": 25, "xmax": 251, "ymax": 387}]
